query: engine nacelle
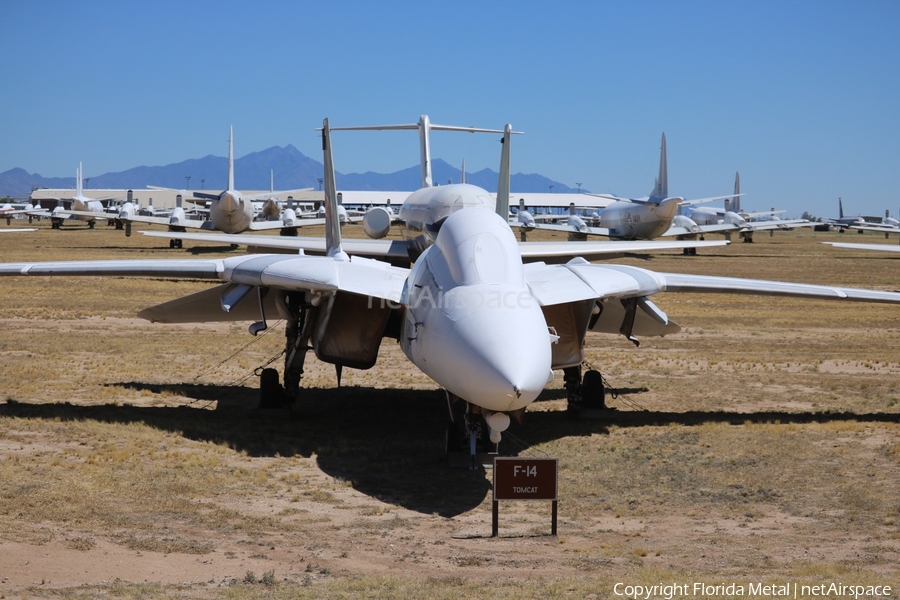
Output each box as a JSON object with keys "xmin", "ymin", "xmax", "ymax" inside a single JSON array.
[
  {"xmin": 672, "ymin": 214, "xmax": 700, "ymax": 234},
  {"xmin": 517, "ymin": 210, "xmax": 536, "ymax": 229},
  {"xmin": 169, "ymin": 206, "xmax": 187, "ymax": 227},
  {"xmin": 567, "ymin": 215, "xmax": 588, "ymax": 234},
  {"xmin": 362, "ymin": 206, "xmax": 392, "ymax": 239},
  {"xmin": 118, "ymin": 202, "xmax": 136, "ymax": 220},
  {"xmin": 281, "ymin": 208, "xmax": 298, "ymax": 227},
  {"xmin": 724, "ymin": 211, "xmax": 747, "ymax": 227}
]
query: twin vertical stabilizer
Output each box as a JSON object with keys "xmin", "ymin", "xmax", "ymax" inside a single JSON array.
[
  {"xmin": 321, "ymin": 118, "xmax": 348, "ymax": 261},
  {"xmin": 495, "ymin": 124, "xmax": 513, "ymax": 220}
]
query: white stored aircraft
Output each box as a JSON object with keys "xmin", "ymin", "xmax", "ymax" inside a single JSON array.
[
  {"xmin": 517, "ymin": 134, "xmax": 741, "ymax": 246},
  {"xmin": 678, "ymin": 172, "xmax": 812, "ymax": 245},
  {"xmin": 49, "ymin": 163, "xmax": 119, "ymax": 229},
  {"xmin": 4, "ymin": 118, "xmax": 900, "ymax": 464},
  {"xmin": 118, "ymin": 127, "xmax": 321, "ymax": 247},
  {"xmin": 519, "ymin": 139, "xmax": 808, "ymax": 252},
  {"xmin": 140, "ymin": 117, "xmax": 723, "ymax": 264},
  {"xmin": 0, "ymin": 202, "xmax": 46, "ymax": 225},
  {"xmin": 846, "ymin": 210, "xmax": 900, "ymax": 238}
]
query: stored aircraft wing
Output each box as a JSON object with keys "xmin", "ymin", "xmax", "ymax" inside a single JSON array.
[
  {"xmin": 822, "ymin": 242, "xmax": 900, "ymax": 254},
  {"xmin": 140, "ymin": 229, "xmax": 729, "ymax": 263},
  {"xmin": 3, "ymin": 118, "xmax": 900, "ymax": 466}
]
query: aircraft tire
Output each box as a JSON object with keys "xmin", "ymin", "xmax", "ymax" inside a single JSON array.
[
  {"xmin": 582, "ymin": 370, "xmax": 606, "ymax": 410},
  {"xmin": 259, "ymin": 368, "xmax": 284, "ymax": 409}
]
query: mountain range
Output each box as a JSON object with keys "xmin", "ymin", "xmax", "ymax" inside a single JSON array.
[{"xmin": 0, "ymin": 145, "xmax": 582, "ymax": 198}]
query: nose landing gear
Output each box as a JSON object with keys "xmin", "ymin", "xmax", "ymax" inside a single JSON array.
[{"xmin": 444, "ymin": 392, "xmax": 500, "ymax": 470}]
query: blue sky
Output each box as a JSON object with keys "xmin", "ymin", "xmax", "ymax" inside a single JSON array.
[{"xmin": 1, "ymin": 1, "xmax": 898, "ymax": 218}]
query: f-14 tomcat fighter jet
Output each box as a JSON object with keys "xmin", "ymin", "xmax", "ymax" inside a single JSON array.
[{"xmin": 3, "ymin": 118, "xmax": 900, "ymax": 463}]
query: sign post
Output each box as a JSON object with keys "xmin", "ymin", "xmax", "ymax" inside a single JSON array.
[{"xmin": 492, "ymin": 457, "xmax": 559, "ymax": 537}]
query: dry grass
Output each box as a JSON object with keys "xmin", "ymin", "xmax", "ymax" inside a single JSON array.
[{"xmin": 1, "ymin": 221, "xmax": 899, "ymax": 597}]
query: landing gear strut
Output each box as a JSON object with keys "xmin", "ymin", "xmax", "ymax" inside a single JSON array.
[{"xmin": 445, "ymin": 392, "xmax": 498, "ymax": 469}]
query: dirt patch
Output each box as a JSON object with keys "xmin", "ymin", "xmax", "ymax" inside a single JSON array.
[{"xmin": 0, "ymin": 224, "xmax": 898, "ymax": 597}]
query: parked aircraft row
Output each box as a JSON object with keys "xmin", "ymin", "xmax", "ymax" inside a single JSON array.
[
  {"xmin": 2, "ymin": 115, "xmax": 899, "ymax": 467},
  {"xmin": 511, "ymin": 135, "xmax": 812, "ymax": 255}
]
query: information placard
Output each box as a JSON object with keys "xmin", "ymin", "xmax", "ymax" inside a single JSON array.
[{"xmin": 493, "ymin": 457, "xmax": 558, "ymax": 501}]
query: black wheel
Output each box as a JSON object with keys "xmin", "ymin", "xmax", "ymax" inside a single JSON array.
[
  {"xmin": 259, "ymin": 368, "xmax": 284, "ymax": 409},
  {"xmin": 582, "ymin": 370, "xmax": 606, "ymax": 409},
  {"xmin": 169, "ymin": 239, "xmax": 176, "ymax": 249}
]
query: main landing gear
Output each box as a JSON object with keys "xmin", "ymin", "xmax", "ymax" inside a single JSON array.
[
  {"xmin": 168, "ymin": 239, "xmax": 183, "ymax": 249},
  {"xmin": 256, "ymin": 292, "xmax": 310, "ymax": 411},
  {"xmin": 564, "ymin": 364, "xmax": 612, "ymax": 418}
]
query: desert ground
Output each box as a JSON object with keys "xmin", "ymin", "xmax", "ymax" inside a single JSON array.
[{"xmin": 1, "ymin": 218, "xmax": 899, "ymax": 599}]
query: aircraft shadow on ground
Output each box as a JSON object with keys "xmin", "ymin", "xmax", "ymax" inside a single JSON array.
[{"xmin": 3, "ymin": 384, "xmax": 898, "ymax": 517}]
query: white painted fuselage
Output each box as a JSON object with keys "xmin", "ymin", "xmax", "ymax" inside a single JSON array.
[
  {"xmin": 209, "ymin": 191, "xmax": 255, "ymax": 233},
  {"xmin": 689, "ymin": 207, "xmax": 748, "ymax": 228},
  {"xmin": 398, "ymin": 183, "xmax": 494, "ymax": 241},
  {"xmin": 599, "ymin": 197, "xmax": 681, "ymax": 240},
  {"xmin": 400, "ymin": 206, "xmax": 553, "ymax": 413}
]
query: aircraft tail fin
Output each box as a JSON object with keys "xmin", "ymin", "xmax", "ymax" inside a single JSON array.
[
  {"xmin": 649, "ymin": 133, "xmax": 668, "ymax": 201},
  {"xmin": 495, "ymin": 124, "xmax": 512, "ymax": 220},
  {"xmin": 839, "ymin": 197, "xmax": 844, "ymax": 219},
  {"xmin": 321, "ymin": 118, "xmax": 347, "ymax": 260},
  {"xmin": 227, "ymin": 125, "xmax": 235, "ymax": 192},
  {"xmin": 733, "ymin": 172, "xmax": 741, "ymax": 212},
  {"xmin": 76, "ymin": 162, "xmax": 83, "ymax": 197}
]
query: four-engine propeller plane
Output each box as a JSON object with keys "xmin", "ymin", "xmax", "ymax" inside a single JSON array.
[
  {"xmin": 3, "ymin": 118, "xmax": 900, "ymax": 465},
  {"xmin": 118, "ymin": 127, "xmax": 320, "ymax": 247},
  {"xmin": 519, "ymin": 137, "xmax": 808, "ymax": 251}
]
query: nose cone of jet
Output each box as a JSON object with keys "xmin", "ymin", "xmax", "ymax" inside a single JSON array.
[
  {"xmin": 432, "ymin": 292, "xmax": 553, "ymax": 412},
  {"xmin": 219, "ymin": 191, "xmax": 241, "ymax": 214}
]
